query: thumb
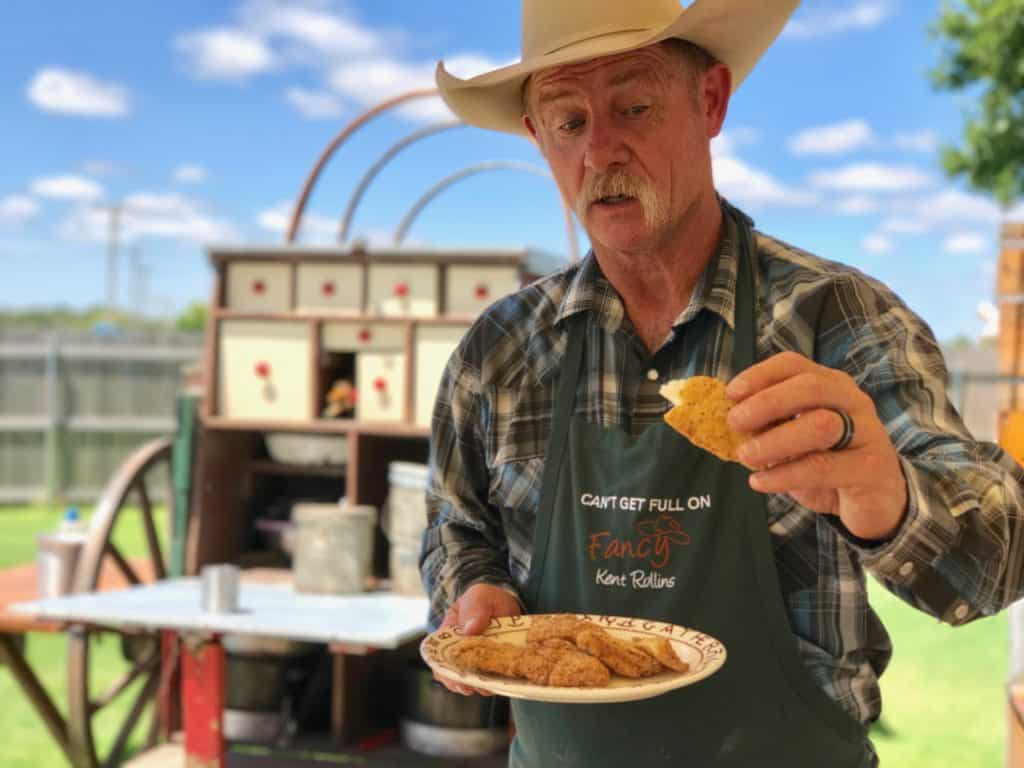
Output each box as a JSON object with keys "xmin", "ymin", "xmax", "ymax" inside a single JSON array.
[{"xmin": 462, "ymin": 615, "xmax": 489, "ymax": 635}]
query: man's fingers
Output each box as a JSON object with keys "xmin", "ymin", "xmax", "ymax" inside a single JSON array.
[
  {"xmin": 748, "ymin": 447, "xmax": 869, "ymax": 495},
  {"xmin": 727, "ymin": 350, "xmax": 822, "ymax": 401},
  {"xmin": 728, "ymin": 374, "xmax": 853, "ymax": 434},
  {"xmin": 738, "ymin": 407, "xmax": 857, "ymax": 467}
]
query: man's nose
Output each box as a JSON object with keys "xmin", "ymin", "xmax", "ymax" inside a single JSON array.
[{"xmin": 583, "ymin": 118, "xmax": 629, "ymax": 173}]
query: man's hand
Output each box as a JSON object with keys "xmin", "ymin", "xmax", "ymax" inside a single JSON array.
[
  {"xmin": 434, "ymin": 583, "xmax": 523, "ymax": 696},
  {"xmin": 726, "ymin": 351, "xmax": 908, "ymax": 542}
]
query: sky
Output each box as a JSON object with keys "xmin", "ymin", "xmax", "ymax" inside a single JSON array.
[{"xmin": 2, "ymin": 0, "xmax": 1020, "ymax": 341}]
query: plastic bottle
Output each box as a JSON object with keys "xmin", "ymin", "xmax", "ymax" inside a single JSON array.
[{"xmin": 57, "ymin": 507, "xmax": 88, "ymax": 538}]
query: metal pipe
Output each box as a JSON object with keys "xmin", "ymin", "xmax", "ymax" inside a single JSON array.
[
  {"xmin": 286, "ymin": 88, "xmax": 440, "ymax": 243},
  {"xmin": 338, "ymin": 121, "xmax": 465, "ymax": 243},
  {"xmin": 394, "ymin": 160, "xmax": 579, "ymax": 262}
]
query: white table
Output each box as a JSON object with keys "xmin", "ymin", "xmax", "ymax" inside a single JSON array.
[
  {"xmin": 13, "ymin": 578, "xmax": 431, "ymax": 767},
  {"xmin": 13, "ymin": 577, "xmax": 430, "ymax": 648}
]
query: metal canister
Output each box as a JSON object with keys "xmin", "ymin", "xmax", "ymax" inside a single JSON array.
[
  {"xmin": 36, "ymin": 534, "xmax": 85, "ymax": 598},
  {"xmin": 292, "ymin": 502, "xmax": 376, "ymax": 594}
]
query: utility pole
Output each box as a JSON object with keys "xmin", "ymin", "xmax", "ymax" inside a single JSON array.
[{"xmin": 103, "ymin": 203, "xmax": 122, "ymax": 314}]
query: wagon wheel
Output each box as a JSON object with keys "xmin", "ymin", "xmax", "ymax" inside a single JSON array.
[{"xmin": 67, "ymin": 437, "xmax": 178, "ymax": 768}]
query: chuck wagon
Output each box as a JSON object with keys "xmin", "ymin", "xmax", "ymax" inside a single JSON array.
[{"xmin": 1, "ymin": 90, "xmax": 571, "ymax": 768}]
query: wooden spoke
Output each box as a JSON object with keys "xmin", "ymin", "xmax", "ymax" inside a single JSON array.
[
  {"xmin": 134, "ymin": 478, "xmax": 167, "ymax": 581},
  {"xmin": 89, "ymin": 651, "xmax": 159, "ymax": 715},
  {"xmin": 105, "ymin": 543, "xmax": 141, "ymax": 586},
  {"xmin": 102, "ymin": 667, "xmax": 161, "ymax": 768}
]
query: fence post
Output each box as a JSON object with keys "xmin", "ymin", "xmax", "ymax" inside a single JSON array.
[{"xmin": 43, "ymin": 332, "xmax": 65, "ymax": 506}]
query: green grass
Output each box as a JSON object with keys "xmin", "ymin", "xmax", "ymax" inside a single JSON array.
[
  {"xmin": 1, "ymin": 504, "xmax": 170, "ymax": 768},
  {"xmin": 0, "ymin": 505, "xmax": 1012, "ymax": 766}
]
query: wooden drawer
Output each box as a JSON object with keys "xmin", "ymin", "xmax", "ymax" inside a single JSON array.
[
  {"xmin": 356, "ymin": 352, "xmax": 406, "ymax": 423},
  {"xmin": 414, "ymin": 324, "xmax": 469, "ymax": 427},
  {"xmin": 226, "ymin": 262, "xmax": 291, "ymax": 313},
  {"xmin": 322, "ymin": 322, "xmax": 405, "ymax": 352},
  {"xmin": 446, "ymin": 265, "xmax": 519, "ymax": 316},
  {"xmin": 217, "ymin": 320, "xmax": 311, "ymax": 421},
  {"xmin": 296, "ymin": 263, "xmax": 362, "ymax": 315},
  {"xmin": 367, "ymin": 264, "xmax": 437, "ymax": 317}
]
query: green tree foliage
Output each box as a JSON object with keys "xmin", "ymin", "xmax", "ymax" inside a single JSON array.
[
  {"xmin": 930, "ymin": 0, "xmax": 1024, "ymax": 206},
  {"xmin": 174, "ymin": 301, "xmax": 208, "ymax": 332}
]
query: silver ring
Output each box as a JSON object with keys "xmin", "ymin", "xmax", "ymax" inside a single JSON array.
[{"xmin": 828, "ymin": 408, "xmax": 855, "ymax": 451}]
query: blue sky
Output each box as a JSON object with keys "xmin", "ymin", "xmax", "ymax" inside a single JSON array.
[{"xmin": 2, "ymin": 1, "xmax": 1019, "ymax": 341}]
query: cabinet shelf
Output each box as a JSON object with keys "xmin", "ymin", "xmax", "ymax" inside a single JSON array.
[
  {"xmin": 202, "ymin": 415, "xmax": 430, "ymax": 439},
  {"xmin": 247, "ymin": 460, "xmax": 346, "ymax": 478}
]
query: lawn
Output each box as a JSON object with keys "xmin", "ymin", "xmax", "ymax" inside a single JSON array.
[
  {"xmin": 1, "ymin": 504, "xmax": 170, "ymax": 768},
  {"xmin": 0, "ymin": 505, "xmax": 1012, "ymax": 766}
]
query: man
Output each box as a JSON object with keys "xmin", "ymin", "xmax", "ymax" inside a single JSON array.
[{"xmin": 420, "ymin": 0, "xmax": 1024, "ymax": 765}]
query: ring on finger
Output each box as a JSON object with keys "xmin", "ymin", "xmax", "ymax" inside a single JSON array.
[{"xmin": 827, "ymin": 408, "xmax": 855, "ymax": 451}]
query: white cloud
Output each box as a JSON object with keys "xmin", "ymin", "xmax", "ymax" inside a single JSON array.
[
  {"xmin": 891, "ymin": 189, "xmax": 1002, "ymax": 233},
  {"xmin": 862, "ymin": 234, "xmax": 894, "ymax": 254},
  {"xmin": 285, "ymin": 87, "xmax": 344, "ymax": 119},
  {"xmin": 176, "ymin": 28, "xmax": 275, "ymax": 79},
  {"xmin": 831, "ymin": 195, "xmax": 879, "ymax": 215},
  {"xmin": 0, "ymin": 196, "xmax": 39, "ymax": 226},
  {"xmin": 977, "ymin": 301, "xmax": 999, "ymax": 338},
  {"xmin": 258, "ymin": 200, "xmax": 337, "ymax": 242},
  {"xmin": 892, "ymin": 131, "xmax": 939, "ymax": 153},
  {"xmin": 713, "ymin": 156, "xmax": 819, "ymax": 208},
  {"xmin": 712, "ymin": 127, "xmax": 759, "ymax": 157},
  {"xmin": 881, "ymin": 217, "xmax": 929, "ymax": 234},
  {"xmin": 61, "ymin": 192, "xmax": 238, "ymax": 244},
  {"xmin": 789, "ymin": 119, "xmax": 875, "ymax": 156},
  {"xmin": 810, "ymin": 163, "xmax": 931, "ymax": 192},
  {"xmin": 27, "ymin": 68, "xmax": 130, "ymax": 117},
  {"xmin": 785, "ymin": 2, "xmax": 894, "ymax": 39},
  {"xmin": 241, "ymin": 0, "xmax": 378, "ymax": 57},
  {"xmin": 31, "ymin": 174, "xmax": 104, "ymax": 202},
  {"xmin": 943, "ymin": 232, "xmax": 989, "ymax": 254},
  {"xmin": 174, "ymin": 164, "xmax": 208, "ymax": 184}
]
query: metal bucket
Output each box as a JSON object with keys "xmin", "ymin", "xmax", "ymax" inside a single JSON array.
[{"xmin": 292, "ymin": 502, "xmax": 376, "ymax": 594}]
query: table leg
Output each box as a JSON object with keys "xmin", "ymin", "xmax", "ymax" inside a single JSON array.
[
  {"xmin": 0, "ymin": 632, "xmax": 74, "ymax": 765},
  {"xmin": 181, "ymin": 634, "xmax": 225, "ymax": 768}
]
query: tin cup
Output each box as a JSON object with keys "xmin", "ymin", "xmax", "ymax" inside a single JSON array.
[{"xmin": 201, "ymin": 564, "xmax": 240, "ymax": 613}]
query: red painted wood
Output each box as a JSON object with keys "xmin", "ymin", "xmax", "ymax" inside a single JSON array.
[{"xmin": 182, "ymin": 636, "xmax": 225, "ymax": 768}]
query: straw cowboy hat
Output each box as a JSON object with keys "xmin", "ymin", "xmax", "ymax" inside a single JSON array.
[{"xmin": 436, "ymin": 0, "xmax": 801, "ymax": 136}]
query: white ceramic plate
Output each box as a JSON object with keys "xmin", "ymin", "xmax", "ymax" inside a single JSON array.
[{"xmin": 420, "ymin": 614, "xmax": 727, "ymax": 704}]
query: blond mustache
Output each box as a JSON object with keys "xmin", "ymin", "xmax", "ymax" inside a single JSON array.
[{"xmin": 576, "ymin": 171, "xmax": 669, "ymax": 228}]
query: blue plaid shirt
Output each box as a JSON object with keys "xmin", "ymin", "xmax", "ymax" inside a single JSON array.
[{"xmin": 421, "ymin": 203, "xmax": 1024, "ymax": 727}]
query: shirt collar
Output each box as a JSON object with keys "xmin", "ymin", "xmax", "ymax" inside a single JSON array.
[{"xmin": 553, "ymin": 200, "xmax": 748, "ymax": 334}]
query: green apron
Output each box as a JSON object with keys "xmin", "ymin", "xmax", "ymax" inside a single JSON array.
[{"xmin": 510, "ymin": 222, "xmax": 869, "ymax": 767}]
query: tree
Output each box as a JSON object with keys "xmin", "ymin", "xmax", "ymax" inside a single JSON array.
[
  {"xmin": 175, "ymin": 302, "xmax": 208, "ymax": 333},
  {"xmin": 930, "ymin": 0, "xmax": 1024, "ymax": 207}
]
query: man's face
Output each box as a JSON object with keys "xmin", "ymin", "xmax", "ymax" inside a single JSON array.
[{"xmin": 524, "ymin": 45, "xmax": 727, "ymax": 255}]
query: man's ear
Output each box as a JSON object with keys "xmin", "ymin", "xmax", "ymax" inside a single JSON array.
[
  {"xmin": 702, "ymin": 63, "xmax": 732, "ymax": 139},
  {"xmin": 523, "ymin": 114, "xmax": 541, "ymax": 149}
]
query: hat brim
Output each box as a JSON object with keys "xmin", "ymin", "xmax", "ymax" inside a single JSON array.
[{"xmin": 436, "ymin": 0, "xmax": 800, "ymax": 136}]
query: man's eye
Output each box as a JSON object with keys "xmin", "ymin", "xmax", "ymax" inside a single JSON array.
[
  {"xmin": 558, "ymin": 116, "xmax": 586, "ymax": 132},
  {"xmin": 625, "ymin": 104, "xmax": 650, "ymax": 117}
]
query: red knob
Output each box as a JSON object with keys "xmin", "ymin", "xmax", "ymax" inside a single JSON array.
[
  {"xmin": 373, "ymin": 377, "xmax": 388, "ymax": 393},
  {"xmin": 394, "ymin": 281, "xmax": 409, "ymax": 298},
  {"xmin": 254, "ymin": 361, "xmax": 271, "ymax": 378},
  {"xmin": 358, "ymin": 328, "xmax": 372, "ymax": 343},
  {"xmin": 475, "ymin": 284, "xmax": 490, "ymax": 300},
  {"xmin": 322, "ymin": 281, "xmax": 336, "ymax": 296},
  {"xmin": 252, "ymin": 279, "xmax": 266, "ymax": 295}
]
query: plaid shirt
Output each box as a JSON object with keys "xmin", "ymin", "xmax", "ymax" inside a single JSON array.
[{"xmin": 421, "ymin": 203, "xmax": 1024, "ymax": 727}]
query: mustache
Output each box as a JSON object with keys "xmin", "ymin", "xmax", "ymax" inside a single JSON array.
[{"xmin": 576, "ymin": 170, "xmax": 668, "ymax": 227}]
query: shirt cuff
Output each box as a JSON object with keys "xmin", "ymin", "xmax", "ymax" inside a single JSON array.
[{"xmin": 841, "ymin": 457, "xmax": 962, "ymax": 602}]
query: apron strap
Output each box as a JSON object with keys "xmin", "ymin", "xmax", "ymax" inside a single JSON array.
[{"xmin": 523, "ymin": 315, "xmax": 586, "ymax": 608}]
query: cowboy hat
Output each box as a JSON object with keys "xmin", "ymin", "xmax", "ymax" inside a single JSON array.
[{"xmin": 436, "ymin": 0, "xmax": 801, "ymax": 136}]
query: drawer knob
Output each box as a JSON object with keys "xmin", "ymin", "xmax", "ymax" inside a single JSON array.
[
  {"xmin": 394, "ymin": 281, "xmax": 409, "ymax": 298},
  {"xmin": 254, "ymin": 361, "xmax": 271, "ymax": 379},
  {"xmin": 252, "ymin": 279, "xmax": 266, "ymax": 295},
  {"xmin": 475, "ymin": 284, "xmax": 490, "ymax": 300},
  {"xmin": 358, "ymin": 328, "xmax": 372, "ymax": 343},
  {"xmin": 322, "ymin": 281, "xmax": 336, "ymax": 296},
  {"xmin": 373, "ymin": 377, "xmax": 388, "ymax": 393}
]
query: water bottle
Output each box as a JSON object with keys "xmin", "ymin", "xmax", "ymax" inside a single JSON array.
[{"xmin": 57, "ymin": 507, "xmax": 88, "ymax": 538}]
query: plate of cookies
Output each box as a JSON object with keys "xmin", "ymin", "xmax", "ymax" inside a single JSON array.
[{"xmin": 420, "ymin": 613, "xmax": 727, "ymax": 704}]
